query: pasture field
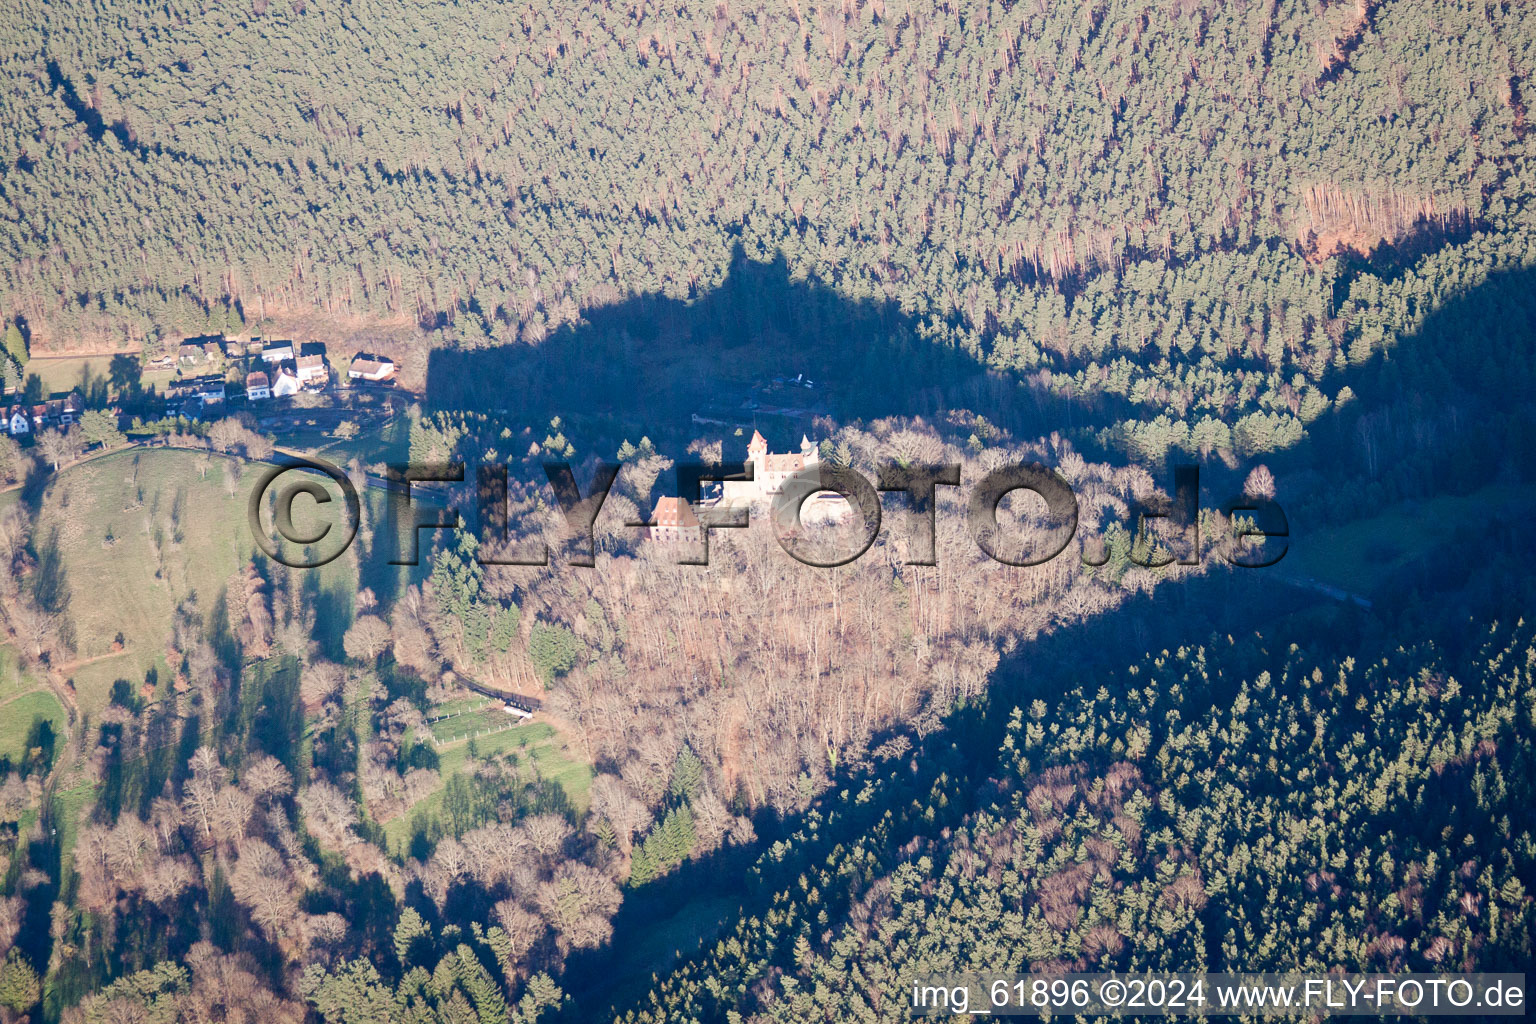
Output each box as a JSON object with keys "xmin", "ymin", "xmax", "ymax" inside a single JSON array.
[
  {"xmin": 0, "ymin": 645, "xmax": 36, "ymax": 705},
  {"xmin": 54, "ymin": 779, "xmax": 96, "ymax": 884},
  {"xmin": 278, "ymin": 402, "xmax": 412, "ymax": 468},
  {"xmin": 0, "ymin": 689, "xmax": 66, "ymax": 763},
  {"xmin": 382, "ymin": 718, "xmax": 593, "ymax": 854},
  {"xmin": 29, "ymin": 447, "xmax": 370, "ymax": 714},
  {"xmin": 27, "ymin": 355, "xmax": 111, "ymax": 395},
  {"xmin": 428, "ymin": 703, "xmax": 499, "ymax": 743}
]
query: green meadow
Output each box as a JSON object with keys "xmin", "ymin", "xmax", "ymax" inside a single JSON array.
[{"xmin": 26, "ymin": 446, "xmax": 408, "ymax": 715}]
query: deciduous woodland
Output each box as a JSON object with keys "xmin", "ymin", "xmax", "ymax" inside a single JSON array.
[{"xmin": 0, "ymin": 0, "xmax": 1533, "ymax": 1022}]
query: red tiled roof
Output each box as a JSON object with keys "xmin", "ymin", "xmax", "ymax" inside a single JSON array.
[{"xmin": 651, "ymin": 496, "xmax": 699, "ymax": 528}]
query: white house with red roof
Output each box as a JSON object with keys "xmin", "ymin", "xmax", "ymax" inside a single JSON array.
[
  {"xmin": 245, "ymin": 370, "xmax": 272, "ymax": 400},
  {"xmin": 647, "ymin": 496, "xmax": 702, "ymax": 544}
]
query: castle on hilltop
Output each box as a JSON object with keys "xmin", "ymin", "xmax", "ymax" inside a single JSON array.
[
  {"xmin": 722, "ymin": 430, "xmax": 820, "ymax": 503},
  {"xmin": 647, "ymin": 430, "xmax": 848, "ymax": 541}
]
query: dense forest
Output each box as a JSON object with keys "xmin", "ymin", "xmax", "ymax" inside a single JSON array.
[
  {"xmin": 4, "ymin": 0, "xmax": 1536, "ymax": 452},
  {"xmin": 602, "ymin": 609, "xmax": 1536, "ymax": 1023},
  {"xmin": 0, "ymin": 0, "xmax": 1534, "ymax": 1022}
]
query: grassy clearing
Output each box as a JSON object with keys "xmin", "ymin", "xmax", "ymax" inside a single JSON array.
[
  {"xmin": 284, "ymin": 407, "xmax": 412, "ymax": 468},
  {"xmin": 382, "ymin": 719, "xmax": 593, "ymax": 855},
  {"xmin": 0, "ymin": 645, "xmax": 36, "ymax": 705},
  {"xmin": 0, "ymin": 690, "xmax": 66, "ymax": 762},
  {"xmin": 1287, "ymin": 483, "xmax": 1536, "ymax": 596},
  {"xmin": 427, "ymin": 696, "xmax": 490, "ymax": 718},
  {"xmin": 140, "ymin": 366, "xmax": 177, "ymax": 392},
  {"xmin": 17, "ymin": 354, "xmax": 173, "ymax": 400},
  {"xmin": 26, "ymin": 356, "xmax": 111, "ymax": 395},
  {"xmin": 428, "ymin": 706, "xmax": 499, "ymax": 743},
  {"xmin": 32, "ymin": 447, "xmax": 373, "ymax": 714},
  {"xmin": 54, "ymin": 779, "xmax": 96, "ymax": 882}
]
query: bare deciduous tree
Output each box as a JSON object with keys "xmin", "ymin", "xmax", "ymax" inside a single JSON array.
[
  {"xmin": 241, "ymin": 756, "xmax": 293, "ymax": 804},
  {"xmin": 534, "ymin": 862, "xmax": 621, "ymax": 953},
  {"xmin": 342, "ymin": 615, "xmax": 393, "ymax": 663},
  {"xmin": 37, "ymin": 425, "xmax": 81, "ymax": 470},
  {"xmin": 229, "ymin": 840, "xmax": 299, "ymax": 941},
  {"xmin": 1244, "ymin": 463, "xmax": 1277, "ymax": 499},
  {"xmin": 590, "ymin": 774, "xmax": 652, "ymax": 853}
]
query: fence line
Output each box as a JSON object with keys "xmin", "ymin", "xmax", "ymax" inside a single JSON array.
[{"xmin": 420, "ymin": 718, "xmax": 526, "ymax": 750}]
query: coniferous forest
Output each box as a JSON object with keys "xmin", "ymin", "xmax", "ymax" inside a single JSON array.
[
  {"xmin": 0, "ymin": 1, "xmax": 1533, "ymax": 1022},
  {"xmin": 3, "ymin": 0, "xmax": 1535, "ymax": 452}
]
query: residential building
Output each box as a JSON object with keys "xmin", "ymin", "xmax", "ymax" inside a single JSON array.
[
  {"xmin": 648, "ymin": 496, "xmax": 702, "ymax": 545},
  {"xmin": 187, "ymin": 375, "xmax": 226, "ymax": 404},
  {"xmin": 348, "ymin": 354, "xmax": 395, "ymax": 382},
  {"xmin": 45, "ymin": 392, "xmax": 84, "ymax": 425},
  {"xmin": 272, "ymin": 367, "xmax": 301, "ymax": 397},
  {"xmin": 261, "ymin": 341, "xmax": 295, "ymax": 363},
  {"xmin": 245, "ymin": 371, "xmax": 272, "ymax": 400},
  {"xmin": 295, "ymin": 354, "xmax": 328, "ymax": 386},
  {"xmin": 4, "ymin": 406, "xmax": 29, "ymax": 435}
]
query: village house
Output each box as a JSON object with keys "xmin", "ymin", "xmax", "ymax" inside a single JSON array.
[
  {"xmin": 245, "ymin": 370, "xmax": 272, "ymax": 400},
  {"xmin": 348, "ymin": 354, "xmax": 395, "ymax": 382},
  {"xmin": 4, "ymin": 406, "xmax": 29, "ymax": 436},
  {"xmin": 261, "ymin": 341, "xmax": 295, "ymax": 363},
  {"xmin": 272, "ymin": 367, "xmax": 301, "ymax": 397},
  {"xmin": 188, "ymin": 374, "xmax": 226, "ymax": 405},
  {"xmin": 648, "ymin": 496, "xmax": 702, "ymax": 545},
  {"xmin": 177, "ymin": 342, "xmax": 206, "ymax": 363},
  {"xmin": 45, "ymin": 393, "xmax": 84, "ymax": 426},
  {"xmin": 295, "ymin": 353, "xmax": 328, "ymax": 387}
]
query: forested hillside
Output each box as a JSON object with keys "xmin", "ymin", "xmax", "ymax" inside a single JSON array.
[
  {"xmin": 2, "ymin": 1, "xmax": 1535, "ymax": 1023},
  {"xmin": 5, "ymin": 0, "xmax": 1536, "ymax": 452},
  {"xmin": 606, "ymin": 616, "xmax": 1536, "ymax": 1023}
]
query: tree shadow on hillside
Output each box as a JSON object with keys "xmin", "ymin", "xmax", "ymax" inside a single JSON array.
[
  {"xmin": 1250, "ymin": 263, "xmax": 1536, "ymax": 534},
  {"xmin": 553, "ymin": 566, "xmax": 1339, "ymax": 1018},
  {"xmin": 427, "ymin": 246, "xmax": 1090, "ymax": 459},
  {"xmin": 566, "ymin": 508, "xmax": 1536, "ymax": 1019},
  {"xmin": 552, "ymin": 261, "xmax": 1536, "ymax": 1020}
]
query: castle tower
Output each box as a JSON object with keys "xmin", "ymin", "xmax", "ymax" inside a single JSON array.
[
  {"xmin": 800, "ymin": 434, "xmax": 819, "ymax": 465},
  {"xmin": 748, "ymin": 430, "xmax": 769, "ymax": 495}
]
